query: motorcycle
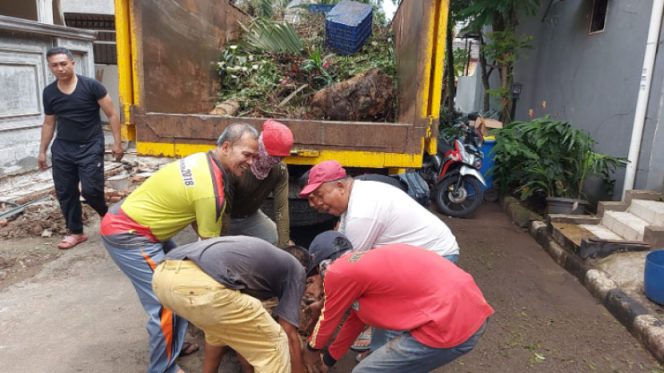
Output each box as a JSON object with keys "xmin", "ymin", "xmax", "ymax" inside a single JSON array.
[{"xmin": 420, "ymin": 113, "xmax": 486, "ymax": 217}]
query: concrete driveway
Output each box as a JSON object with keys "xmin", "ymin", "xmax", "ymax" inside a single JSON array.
[{"xmin": 0, "ymin": 203, "xmax": 661, "ymax": 372}]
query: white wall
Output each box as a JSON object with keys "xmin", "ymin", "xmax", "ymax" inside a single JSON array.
[
  {"xmin": 455, "ymin": 70, "xmax": 483, "ymax": 114},
  {"xmin": 59, "ymin": 0, "xmax": 114, "ymax": 15},
  {"xmin": 96, "ymin": 63, "xmax": 119, "ymax": 122},
  {"xmin": 0, "ymin": 18, "xmax": 95, "ymax": 177}
]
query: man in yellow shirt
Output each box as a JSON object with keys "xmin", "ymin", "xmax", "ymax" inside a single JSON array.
[{"xmin": 100, "ymin": 123, "xmax": 259, "ymax": 373}]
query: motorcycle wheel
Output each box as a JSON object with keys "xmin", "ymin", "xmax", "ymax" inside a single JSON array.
[{"xmin": 433, "ymin": 174, "xmax": 484, "ymax": 218}]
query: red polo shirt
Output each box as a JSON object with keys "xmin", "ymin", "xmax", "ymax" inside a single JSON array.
[{"xmin": 308, "ymin": 244, "xmax": 494, "ymax": 360}]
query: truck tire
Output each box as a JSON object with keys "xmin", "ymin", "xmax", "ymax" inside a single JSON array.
[{"xmin": 261, "ymin": 198, "xmax": 336, "ymax": 227}]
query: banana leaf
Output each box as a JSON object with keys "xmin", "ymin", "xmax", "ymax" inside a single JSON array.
[{"xmin": 240, "ymin": 18, "xmax": 304, "ymax": 54}]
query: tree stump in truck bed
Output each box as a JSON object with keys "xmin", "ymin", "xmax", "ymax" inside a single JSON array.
[{"xmin": 309, "ymin": 68, "xmax": 394, "ymax": 121}]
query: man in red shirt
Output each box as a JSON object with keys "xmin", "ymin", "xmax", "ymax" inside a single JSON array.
[{"xmin": 303, "ymin": 231, "xmax": 493, "ymax": 373}]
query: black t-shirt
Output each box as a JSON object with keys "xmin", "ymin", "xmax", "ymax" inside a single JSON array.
[
  {"xmin": 43, "ymin": 75, "xmax": 107, "ymax": 143},
  {"xmin": 227, "ymin": 163, "xmax": 287, "ymax": 218},
  {"xmin": 165, "ymin": 236, "xmax": 306, "ymax": 327}
]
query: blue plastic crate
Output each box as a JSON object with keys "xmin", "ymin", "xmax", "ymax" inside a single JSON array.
[
  {"xmin": 308, "ymin": 4, "xmax": 335, "ymax": 14},
  {"xmin": 325, "ymin": 0, "xmax": 373, "ymax": 55}
]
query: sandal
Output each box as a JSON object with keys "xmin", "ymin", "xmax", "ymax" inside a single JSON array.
[
  {"xmin": 57, "ymin": 234, "xmax": 88, "ymax": 250},
  {"xmin": 350, "ymin": 327, "xmax": 372, "ymax": 352},
  {"xmin": 179, "ymin": 341, "xmax": 200, "ymax": 357},
  {"xmin": 356, "ymin": 350, "xmax": 371, "ymax": 363}
]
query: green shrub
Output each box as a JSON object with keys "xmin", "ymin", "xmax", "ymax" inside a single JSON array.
[{"xmin": 493, "ymin": 117, "xmax": 626, "ymax": 201}]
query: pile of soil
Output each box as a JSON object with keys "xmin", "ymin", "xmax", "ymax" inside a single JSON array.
[
  {"xmin": 0, "ymin": 168, "xmax": 148, "ymax": 287},
  {"xmin": 0, "ymin": 187, "xmax": 137, "ymax": 240},
  {"xmin": 0, "ymin": 198, "xmax": 94, "ymax": 239},
  {"xmin": 0, "ymin": 155, "xmax": 169, "ymax": 241}
]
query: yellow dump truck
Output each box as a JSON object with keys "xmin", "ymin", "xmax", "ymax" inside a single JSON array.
[{"xmin": 113, "ymin": 0, "xmax": 448, "ymax": 224}]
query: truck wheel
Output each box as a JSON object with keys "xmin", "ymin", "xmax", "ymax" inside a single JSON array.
[{"xmin": 261, "ymin": 198, "xmax": 335, "ymax": 227}]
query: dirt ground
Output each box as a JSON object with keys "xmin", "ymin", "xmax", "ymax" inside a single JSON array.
[
  {"xmin": 434, "ymin": 204, "xmax": 662, "ymax": 373},
  {"xmin": 0, "ymin": 201, "xmax": 662, "ymax": 372}
]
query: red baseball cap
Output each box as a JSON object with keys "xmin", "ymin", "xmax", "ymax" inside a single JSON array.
[
  {"xmin": 262, "ymin": 120, "xmax": 294, "ymax": 157},
  {"xmin": 299, "ymin": 160, "xmax": 347, "ymax": 197}
]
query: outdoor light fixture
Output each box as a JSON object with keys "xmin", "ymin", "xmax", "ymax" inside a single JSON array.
[
  {"xmin": 511, "ymin": 82, "xmax": 523, "ymax": 99},
  {"xmin": 511, "ymin": 82, "xmax": 523, "ymax": 121}
]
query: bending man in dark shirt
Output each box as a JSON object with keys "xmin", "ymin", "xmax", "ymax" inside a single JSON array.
[
  {"xmin": 152, "ymin": 236, "xmax": 306, "ymax": 373},
  {"xmin": 38, "ymin": 46, "xmax": 123, "ymax": 249}
]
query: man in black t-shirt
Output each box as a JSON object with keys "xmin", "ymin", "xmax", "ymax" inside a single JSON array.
[
  {"xmin": 226, "ymin": 120, "xmax": 294, "ymax": 248},
  {"xmin": 38, "ymin": 46, "xmax": 123, "ymax": 250},
  {"xmin": 152, "ymin": 236, "xmax": 307, "ymax": 373}
]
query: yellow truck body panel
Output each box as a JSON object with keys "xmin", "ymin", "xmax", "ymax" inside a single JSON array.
[{"xmin": 114, "ymin": 0, "xmax": 448, "ymax": 170}]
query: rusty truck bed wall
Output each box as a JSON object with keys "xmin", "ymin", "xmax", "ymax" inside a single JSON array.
[
  {"xmin": 129, "ymin": 0, "xmax": 444, "ymax": 164},
  {"xmin": 393, "ymin": 0, "xmax": 440, "ymax": 131},
  {"xmin": 133, "ymin": 0, "xmax": 248, "ymax": 114},
  {"xmin": 134, "ymin": 112, "xmax": 413, "ymax": 153}
]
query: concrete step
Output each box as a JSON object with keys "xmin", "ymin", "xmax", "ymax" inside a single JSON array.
[
  {"xmin": 628, "ymin": 199, "xmax": 664, "ymax": 226},
  {"xmin": 601, "ymin": 210, "xmax": 649, "ymax": 241},
  {"xmin": 548, "ymin": 217, "xmax": 650, "ymax": 259},
  {"xmin": 579, "ymin": 223, "xmax": 624, "ymax": 241},
  {"xmin": 547, "ymin": 191, "xmax": 664, "ymax": 259}
]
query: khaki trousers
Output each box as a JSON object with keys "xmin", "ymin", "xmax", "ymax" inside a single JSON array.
[{"xmin": 152, "ymin": 260, "xmax": 290, "ymax": 373}]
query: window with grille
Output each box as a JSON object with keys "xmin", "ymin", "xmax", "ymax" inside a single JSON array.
[{"xmin": 64, "ymin": 13, "xmax": 116, "ymax": 64}]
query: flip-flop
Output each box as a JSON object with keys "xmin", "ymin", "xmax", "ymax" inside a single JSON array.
[
  {"xmin": 350, "ymin": 327, "xmax": 372, "ymax": 352},
  {"xmin": 356, "ymin": 350, "xmax": 371, "ymax": 363},
  {"xmin": 57, "ymin": 234, "xmax": 88, "ymax": 250},
  {"xmin": 179, "ymin": 341, "xmax": 200, "ymax": 357}
]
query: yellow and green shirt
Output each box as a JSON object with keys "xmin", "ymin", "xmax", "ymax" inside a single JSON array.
[{"xmin": 101, "ymin": 151, "xmax": 226, "ymax": 241}]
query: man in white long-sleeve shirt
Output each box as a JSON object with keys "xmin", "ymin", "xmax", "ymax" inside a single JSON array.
[{"xmin": 300, "ymin": 160, "xmax": 460, "ymax": 261}]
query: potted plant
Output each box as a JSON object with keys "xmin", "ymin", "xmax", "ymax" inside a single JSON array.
[{"xmin": 492, "ymin": 117, "xmax": 627, "ymax": 214}]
